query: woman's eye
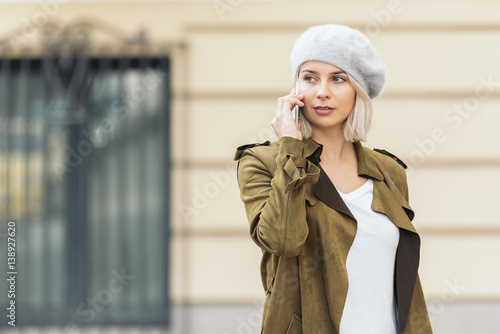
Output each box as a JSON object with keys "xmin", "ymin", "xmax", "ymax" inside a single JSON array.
[
  {"xmin": 304, "ymin": 76, "xmax": 315, "ymax": 82},
  {"xmin": 333, "ymin": 76, "xmax": 346, "ymax": 83}
]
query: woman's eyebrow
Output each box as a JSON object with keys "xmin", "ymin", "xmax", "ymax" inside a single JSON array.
[{"xmin": 301, "ymin": 69, "xmax": 346, "ymax": 75}]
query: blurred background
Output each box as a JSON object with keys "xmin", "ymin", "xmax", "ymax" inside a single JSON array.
[{"xmin": 0, "ymin": 0, "xmax": 499, "ymax": 333}]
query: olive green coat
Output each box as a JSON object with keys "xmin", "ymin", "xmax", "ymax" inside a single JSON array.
[{"xmin": 234, "ymin": 136, "xmax": 433, "ymax": 334}]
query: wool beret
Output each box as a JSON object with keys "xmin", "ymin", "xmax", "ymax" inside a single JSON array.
[{"xmin": 290, "ymin": 24, "xmax": 387, "ymax": 99}]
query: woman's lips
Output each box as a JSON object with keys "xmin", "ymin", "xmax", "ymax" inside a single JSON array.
[{"xmin": 313, "ymin": 107, "xmax": 335, "ymax": 115}]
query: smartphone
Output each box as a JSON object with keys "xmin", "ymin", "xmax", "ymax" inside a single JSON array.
[{"xmin": 293, "ymin": 81, "xmax": 300, "ymax": 127}]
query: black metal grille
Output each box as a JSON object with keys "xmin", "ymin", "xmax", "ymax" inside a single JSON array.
[{"xmin": 0, "ymin": 49, "xmax": 171, "ymax": 327}]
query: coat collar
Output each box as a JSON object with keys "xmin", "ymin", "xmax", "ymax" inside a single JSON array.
[
  {"xmin": 304, "ymin": 137, "xmax": 416, "ymax": 234},
  {"xmin": 303, "ymin": 137, "xmax": 384, "ymax": 181}
]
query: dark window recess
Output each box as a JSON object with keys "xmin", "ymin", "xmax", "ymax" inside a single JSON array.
[{"xmin": 0, "ymin": 53, "xmax": 171, "ymax": 327}]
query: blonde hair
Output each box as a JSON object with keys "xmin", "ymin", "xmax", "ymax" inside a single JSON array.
[{"xmin": 295, "ymin": 73, "xmax": 373, "ymax": 142}]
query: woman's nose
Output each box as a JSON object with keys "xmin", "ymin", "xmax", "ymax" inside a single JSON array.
[{"xmin": 316, "ymin": 82, "xmax": 332, "ymax": 99}]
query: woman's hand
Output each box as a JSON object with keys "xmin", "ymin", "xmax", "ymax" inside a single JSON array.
[{"xmin": 271, "ymin": 87, "xmax": 304, "ymax": 140}]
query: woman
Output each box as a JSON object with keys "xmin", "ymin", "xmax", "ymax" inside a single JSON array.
[{"xmin": 234, "ymin": 24, "xmax": 433, "ymax": 334}]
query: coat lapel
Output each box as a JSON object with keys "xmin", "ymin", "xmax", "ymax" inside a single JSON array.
[
  {"xmin": 309, "ymin": 139, "xmax": 384, "ymax": 222},
  {"xmin": 306, "ymin": 138, "xmax": 417, "ymax": 232},
  {"xmin": 353, "ymin": 140, "xmax": 384, "ymax": 181},
  {"xmin": 302, "ymin": 138, "xmax": 359, "ymax": 220},
  {"xmin": 314, "ymin": 164, "xmax": 356, "ymax": 221},
  {"xmin": 371, "ymin": 182, "xmax": 417, "ymax": 233},
  {"xmin": 305, "ymin": 138, "xmax": 421, "ymax": 333}
]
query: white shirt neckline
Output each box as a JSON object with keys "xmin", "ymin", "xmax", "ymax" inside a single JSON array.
[{"xmin": 337, "ymin": 178, "xmax": 373, "ymax": 199}]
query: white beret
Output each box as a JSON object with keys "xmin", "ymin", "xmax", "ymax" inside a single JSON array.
[{"xmin": 290, "ymin": 24, "xmax": 387, "ymax": 99}]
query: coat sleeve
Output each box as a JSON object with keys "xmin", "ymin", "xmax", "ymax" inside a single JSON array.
[{"xmin": 236, "ymin": 136, "xmax": 320, "ymax": 257}]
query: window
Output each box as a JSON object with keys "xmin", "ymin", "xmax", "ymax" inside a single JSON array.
[{"xmin": 0, "ymin": 54, "xmax": 171, "ymax": 327}]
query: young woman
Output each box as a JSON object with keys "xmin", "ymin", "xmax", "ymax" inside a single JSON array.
[{"xmin": 234, "ymin": 24, "xmax": 433, "ymax": 334}]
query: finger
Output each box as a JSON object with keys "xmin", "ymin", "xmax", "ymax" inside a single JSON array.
[
  {"xmin": 295, "ymin": 98, "xmax": 305, "ymax": 107},
  {"xmin": 283, "ymin": 98, "xmax": 305, "ymax": 111}
]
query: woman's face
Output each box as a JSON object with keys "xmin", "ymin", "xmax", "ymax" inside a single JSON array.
[{"xmin": 297, "ymin": 61, "xmax": 356, "ymax": 134}]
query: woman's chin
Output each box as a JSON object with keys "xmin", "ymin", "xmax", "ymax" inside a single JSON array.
[{"xmin": 307, "ymin": 118, "xmax": 346, "ymax": 131}]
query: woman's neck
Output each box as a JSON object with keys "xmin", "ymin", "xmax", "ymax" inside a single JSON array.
[{"xmin": 311, "ymin": 127, "xmax": 355, "ymax": 164}]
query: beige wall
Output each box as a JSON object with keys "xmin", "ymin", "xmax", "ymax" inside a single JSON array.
[
  {"xmin": 2, "ymin": 0, "xmax": 499, "ymax": 327},
  {"xmin": 177, "ymin": 1, "xmax": 500, "ymax": 305}
]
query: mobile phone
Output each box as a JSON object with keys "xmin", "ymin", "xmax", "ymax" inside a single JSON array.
[{"xmin": 293, "ymin": 81, "xmax": 300, "ymax": 127}]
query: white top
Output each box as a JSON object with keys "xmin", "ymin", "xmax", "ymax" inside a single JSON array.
[{"xmin": 337, "ymin": 178, "xmax": 400, "ymax": 334}]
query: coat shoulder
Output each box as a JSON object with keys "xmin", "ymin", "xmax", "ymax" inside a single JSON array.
[
  {"xmin": 234, "ymin": 139, "xmax": 279, "ymax": 161},
  {"xmin": 367, "ymin": 146, "xmax": 408, "ymax": 170}
]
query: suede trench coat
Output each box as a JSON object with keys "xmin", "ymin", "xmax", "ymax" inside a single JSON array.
[{"xmin": 234, "ymin": 136, "xmax": 433, "ymax": 334}]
